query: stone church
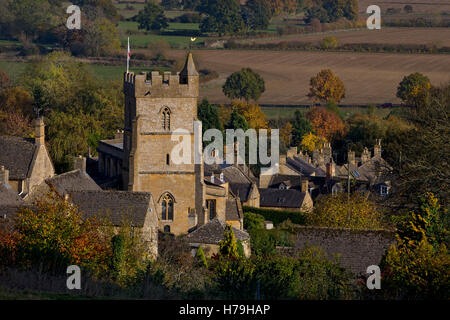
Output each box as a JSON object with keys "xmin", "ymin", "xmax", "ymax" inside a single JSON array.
[{"xmin": 98, "ymin": 53, "xmax": 244, "ymax": 236}]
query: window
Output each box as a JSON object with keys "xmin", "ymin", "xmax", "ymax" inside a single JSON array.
[
  {"xmin": 161, "ymin": 194, "xmax": 174, "ymax": 220},
  {"xmin": 166, "ymin": 154, "xmax": 170, "ymax": 165},
  {"xmin": 162, "ymin": 107, "xmax": 170, "ymax": 131},
  {"xmin": 380, "ymin": 185, "xmax": 388, "ymax": 196},
  {"xmin": 206, "ymin": 199, "xmax": 216, "ymax": 221},
  {"xmin": 163, "ymin": 225, "xmax": 171, "ymax": 233}
]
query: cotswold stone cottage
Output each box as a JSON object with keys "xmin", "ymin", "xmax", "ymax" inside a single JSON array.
[{"xmin": 0, "ymin": 118, "xmax": 54, "ymax": 197}]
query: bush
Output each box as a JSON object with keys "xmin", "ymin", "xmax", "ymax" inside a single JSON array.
[{"xmin": 243, "ymin": 206, "xmax": 307, "ymax": 226}]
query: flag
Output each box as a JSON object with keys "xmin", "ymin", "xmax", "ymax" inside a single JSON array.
[{"xmin": 127, "ymin": 37, "xmax": 130, "ymax": 73}]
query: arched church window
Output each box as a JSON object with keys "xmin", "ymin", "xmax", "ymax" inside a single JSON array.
[
  {"xmin": 162, "ymin": 107, "xmax": 171, "ymax": 131},
  {"xmin": 161, "ymin": 193, "xmax": 174, "ymax": 221}
]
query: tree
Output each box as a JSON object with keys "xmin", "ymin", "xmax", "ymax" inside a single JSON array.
[
  {"xmin": 110, "ymin": 234, "xmax": 125, "ymax": 279},
  {"xmin": 82, "ymin": 18, "xmax": 121, "ymax": 56},
  {"xmin": 307, "ymin": 69, "xmax": 346, "ymax": 103},
  {"xmin": 308, "ymin": 193, "xmax": 387, "ymax": 230},
  {"xmin": 242, "ymin": 0, "xmax": 273, "ymax": 30},
  {"xmin": 225, "ymin": 109, "xmax": 249, "ymax": 131},
  {"xmin": 199, "ymin": 0, "xmax": 245, "ymax": 35},
  {"xmin": 161, "ymin": 0, "xmax": 181, "ymax": 10},
  {"xmin": 231, "ymin": 100, "xmax": 268, "ymax": 129},
  {"xmin": 0, "ymin": 69, "xmax": 9, "ymax": 89},
  {"xmin": 72, "ymin": 0, "xmax": 120, "ymax": 23},
  {"xmin": 137, "ymin": 0, "xmax": 168, "ymax": 31},
  {"xmin": 380, "ymin": 193, "xmax": 449, "ymax": 299},
  {"xmin": 223, "ymin": 68, "xmax": 265, "ymax": 101},
  {"xmin": 182, "ymin": 0, "xmax": 202, "ymax": 10},
  {"xmin": 291, "ymin": 110, "xmax": 313, "ymax": 147},
  {"xmin": 396, "ymin": 72, "xmax": 431, "ymax": 107},
  {"xmin": 305, "ymin": 0, "xmax": 358, "ymax": 23},
  {"xmin": 195, "ymin": 245, "xmax": 208, "ymax": 268},
  {"xmin": 197, "ymin": 98, "xmax": 223, "ymax": 134},
  {"xmin": 320, "ymin": 36, "xmax": 338, "ymax": 49},
  {"xmin": 301, "ymin": 132, "xmax": 327, "ymax": 153},
  {"xmin": 280, "ymin": 122, "xmax": 293, "ymax": 147},
  {"xmin": 219, "ymin": 225, "xmax": 239, "ymax": 259},
  {"xmin": 305, "ymin": 106, "xmax": 346, "ymax": 141}
]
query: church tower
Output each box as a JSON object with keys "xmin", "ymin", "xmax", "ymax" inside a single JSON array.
[{"xmin": 122, "ymin": 53, "xmax": 204, "ymax": 235}]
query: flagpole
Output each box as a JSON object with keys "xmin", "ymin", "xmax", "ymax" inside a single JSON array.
[{"xmin": 127, "ymin": 37, "xmax": 130, "ymax": 74}]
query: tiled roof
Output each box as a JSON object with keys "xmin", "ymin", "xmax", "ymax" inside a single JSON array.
[
  {"xmin": 225, "ymin": 198, "xmax": 241, "ymax": 221},
  {"xmin": 45, "ymin": 169, "xmax": 101, "ymax": 194},
  {"xmin": 268, "ymin": 174, "xmax": 303, "ymax": 188},
  {"xmin": 287, "ymin": 156, "xmax": 326, "ymax": 177},
  {"xmin": 70, "ymin": 190, "xmax": 152, "ymax": 227},
  {"xmin": 186, "ymin": 218, "xmax": 249, "ymax": 244},
  {"xmin": 0, "ymin": 183, "xmax": 27, "ymax": 219},
  {"xmin": 0, "ymin": 136, "xmax": 36, "ymax": 180},
  {"xmin": 259, "ymin": 188, "xmax": 307, "ymax": 208}
]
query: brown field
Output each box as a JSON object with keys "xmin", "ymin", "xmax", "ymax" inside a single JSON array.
[
  {"xmin": 242, "ymin": 27, "xmax": 450, "ymax": 47},
  {"xmin": 358, "ymin": 0, "xmax": 450, "ymax": 14},
  {"xmin": 167, "ymin": 50, "xmax": 450, "ymax": 105}
]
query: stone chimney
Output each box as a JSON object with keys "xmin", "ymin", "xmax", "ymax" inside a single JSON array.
[
  {"xmin": 73, "ymin": 155, "xmax": 86, "ymax": 172},
  {"xmin": 34, "ymin": 117, "xmax": 45, "ymax": 145},
  {"xmin": 326, "ymin": 161, "xmax": 335, "ymax": 179},
  {"xmin": 323, "ymin": 142, "xmax": 332, "ymax": 163},
  {"xmin": 348, "ymin": 150, "xmax": 356, "ymax": 167},
  {"xmin": 301, "ymin": 179, "xmax": 309, "ymax": 193},
  {"xmin": 114, "ymin": 129, "xmax": 124, "ymax": 141},
  {"xmin": 361, "ymin": 147, "xmax": 371, "ymax": 164},
  {"xmin": 287, "ymin": 146, "xmax": 297, "ymax": 158},
  {"xmin": 374, "ymin": 139, "xmax": 382, "ymax": 158},
  {"xmin": 312, "ymin": 149, "xmax": 324, "ymax": 166},
  {"xmin": 0, "ymin": 166, "xmax": 9, "ymax": 185}
]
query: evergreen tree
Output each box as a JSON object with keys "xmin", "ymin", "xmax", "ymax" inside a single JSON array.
[
  {"xmin": 291, "ymin": 110, "xmax": 312, "ymax": 147},
  {"xmin": 219, "ymin": 224, "xmax": 239, "ymax": 259},
  {"xmin": 197, "ymin": 98, "xmax": 223, "ymax": 134},
  {"xmin": 225, "ymin": 109, "xmax": 249, "ymax": 131},
  {"xmin": 195, "ymin": 245, "xmax": 208, "ymax": 268}
]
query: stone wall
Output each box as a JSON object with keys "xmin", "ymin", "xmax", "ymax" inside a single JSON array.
[{"xmin": 279, "ymin": 226, "xmax": 396, "ymax": 276}]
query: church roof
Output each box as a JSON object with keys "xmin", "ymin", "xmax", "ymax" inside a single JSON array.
[
  {"xmin": 0, "ymin": 136, "xmax": 36, "ymax": 180},
  {"xmin": 186, "ymin": 218, "xmax": 249, "ymax": 244},
  {"xmin": 180, "ymin": 52, "xmax": 198, "ymax": 77},
  {"xmin": 69, "ymin": 190, "xmax": 152, "ymax": 227}
]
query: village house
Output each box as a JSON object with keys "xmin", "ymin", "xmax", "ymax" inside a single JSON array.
[{"xmin": 0, "ymin": 117, "xmax": 54, "ymax": 197}]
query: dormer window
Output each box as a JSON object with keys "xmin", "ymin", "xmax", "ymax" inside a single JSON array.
[
  {"xmin": 380, "ymin": 185, "xmax": 388, "ymax": 196},
  {"xmin": 162, "ymin": 107, "xmax": 171, "ymax": 131}
]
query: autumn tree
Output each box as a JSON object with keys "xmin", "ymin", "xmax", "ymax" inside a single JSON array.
[
  {"xmin": 231, "ymin": 100, "xmax": 268, "ymax": 129},
  {"xmin": 0, "ymin": 69, "xmax": 9, "ymax": 89},
  {"xmin": 307, "ymin": 69, "xmax": 345, "ymax": 103},
  {"xmin": 280, "ymin": 122, "xmax": 293, "ymax": 147},
  {"xmin": 396, "ymin": 72, "xmax": 431, "ymax": 107},
  {"xmin": 308, "ymin": 192, "xmax": 387, "ymax": 230},
  {"xmin": 305, "ymin": 106, "xmax": 346, "ymax": 141},
  {"xmin": 223, "ymin": 68, "xmax": 265, "ymax": 101},
  {"xmin": 301, "ymin": 132, "xmax": 327, "ymax": 153}
]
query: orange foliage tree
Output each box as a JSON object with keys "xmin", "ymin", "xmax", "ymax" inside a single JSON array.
[
  {"xmin": 305, "ymin": 106, "xmax": 346, "ymax": 141},
  {"xmin": 231, "ymin": 100, "xmax": 268, "ymax": 130},
  {"xmin": 307, "ymin": 69, "xmax": 345, "ymax": 103}
]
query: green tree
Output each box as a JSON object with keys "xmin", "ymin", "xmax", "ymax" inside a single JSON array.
[
  {"xmin": 396, "ymin": 72, "xmax": 431, "ymax": 107},
  {"xmin": 195, "ymin": 245, "xmax": 208, "ymax": 268},
  {"xmin": 72, "ymin": 0, "xmax": 120, "ymax": 23},
  {"xmin": 199, "ymin": 0, "xmax": 245, "ymax": 35},
  {"xmin": 83, "ymin": 18, "xmax": 121, "ymax": 57},
  {"xmin": 197, "ymin": 98, "xmax": 223, "ymax": 134},
  {"xmin": 161, "ymin": 0, "xmax": 181, "ymax": 9},
  {"xmin": 110, "ymin": 234, "xmax": 125, "ymax": 279},
  {"xmin": 219, "ymin": 225, "xmax": 239, "ymax": 259},
  {"xmin": 222, "ymin": 68, "xmax": 265, "ymax": 101},
  {"xmin": 137, "ymin": 0, "xmax": 169, "ymax": 31},
  {"xmin": 306, "ymin": 0, "xmax": 358, "ymax": 23},
  {"xmin": 242, "ymin": 0, "xmax": 272, "ymax": 30},
  {"xmin": 225, "ymin": 109, "xmax": 249, "ymax": 131},
  {"xmin": 291, "ymin": 110, "xmax": 313, "ymax": 147},
  {"xmin": 182, "ymin": 0, "xmax": 202, "ymax": 10}
]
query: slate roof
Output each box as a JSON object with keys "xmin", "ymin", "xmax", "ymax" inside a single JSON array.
[
  {"xmin": 0, "ymin": 136, "xmax": 36, "ymax": 180},
  {"xmin": 70, "ymin": 191, "xmax": 152, "ymax": 227},
  {"xmin": 287, "ymin": 156, "xmax": 326, "ymax": 177},
  {"xmin": 0, "ymin": 183, "xmax": 27, "ymax": 219},
  {"xmin": 45, "ymin": 169, "xmax": 101, "ymax": 194},
  {"xmin": 225, "ymin": 198, "xmax": 242, "ymax": 221},
  {"xmin": 259, "ymin": 188, "xmax": 307, "ymax": 208},
  {"xmin": 186, "ymin": 218, "xmax": 249, "ymax": 244},
  {"xmin": 268, "ymin": 174, "xmax": 303, "ymax": 188}
]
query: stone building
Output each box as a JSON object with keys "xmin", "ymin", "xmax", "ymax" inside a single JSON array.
[
  {"xmin": 0, "ymin": 118, "xmax": 54, "ymax": 196},
  {"xmin": 97, "ymin": 53, "xmax": 245, "ymax": 236}
]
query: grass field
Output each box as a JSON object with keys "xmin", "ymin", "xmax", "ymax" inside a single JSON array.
[{"xmin": 165, "ymin": 49, "xmax": 450, "ymax": 105}]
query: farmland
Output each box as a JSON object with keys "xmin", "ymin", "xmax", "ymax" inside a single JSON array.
[{"xmin": 166, "ymin": 49, "xmax": 450, "ymax": 105}]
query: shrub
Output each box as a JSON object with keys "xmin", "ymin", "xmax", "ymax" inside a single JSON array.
[{"xmin": 243, "ymin": 206, "xmax": 307, "ymax": 226}]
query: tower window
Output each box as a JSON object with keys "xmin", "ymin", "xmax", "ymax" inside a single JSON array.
[
  {"xmin": 206, "ymin": 199, "xmax": 216, "ymax": 221},
  {"xmin": 166, "ymin": 154, "xmax": 170, "ymax": 165},
  {"xmin": 162, "ymin": 107, "xmax": 171, "ymax": 131},
  {"xmin": 161, "ymin": 194, "xmax": 174, "ymax": 221}
]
